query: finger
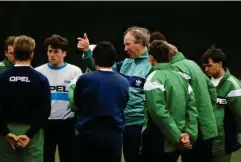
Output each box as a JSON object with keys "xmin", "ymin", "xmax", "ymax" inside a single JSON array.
[
  {"xmin": 79, "ymin": 44, "xmax": 86, "ymax": 48},
  {"xmin": 80, "ymin": 41, "xmax": 87, "ymax": 45},
  {"xmin": 77, "ymin": 37, "xmax": 85, "ymax": 41},
  {"xmin": 83, "ymin": 33, "xmax": 88, "ymax": 40},
  {"xmin": 10, "ymin": 142, "xmax": 16, "ymax": 150}
]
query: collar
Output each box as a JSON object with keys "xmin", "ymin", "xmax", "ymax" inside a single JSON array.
[
  {"xmin": 99, "ymin": 68, "xmax": 113, "ymax": 71},
  {"xmin": 150, "ymin": 63, "xmax": 173, "ymax": 74},
  {"xmin": 3, "ymin": 58, "xmax": 14, "ymax": 68},
  {"xmin": 14, "ymin": 64, "xmax": 31, "ymax": 67},
  {"xmin": 48, "ymin": 63, "xmax": 67, "ymax": 70},
  {"xmin": 134, "ymin": 50, "xmax": 149, "ymax": 59},
  {"xmin": 170, "ymin": 52, "xmax": 185, "ymax": 64},
  {"xmin": 217, "ymin": 69, "xmax": 231, "ymax": 89}
]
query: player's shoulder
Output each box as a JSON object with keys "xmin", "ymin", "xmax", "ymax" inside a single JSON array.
[
  {"xmin": 35, "ymin": 63, "xmax": 48, "ymax": 71},
  {"xmin": 30, "ymin": 67, "xmax": 49, "ymax": 81},
  {"xmin": 66, "ymin": 63, "xmax": 81, "ymax": 71}
]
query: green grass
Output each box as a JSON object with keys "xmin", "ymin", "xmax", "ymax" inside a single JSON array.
[{"xmin": 55, "ymin": 147, "xmax": 241, "ymax": 162}]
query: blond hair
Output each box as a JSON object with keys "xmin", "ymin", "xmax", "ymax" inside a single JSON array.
[{"xmin": 13, "ymin": 35, "xmax": 36, "ymax": 60}]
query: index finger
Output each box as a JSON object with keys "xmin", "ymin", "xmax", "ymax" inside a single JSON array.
[{"xmin": 77, "ymin": 37, "xmax": 85, "ymax": 41}]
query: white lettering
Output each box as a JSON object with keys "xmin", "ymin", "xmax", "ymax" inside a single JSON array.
[
  {"xmin": 9, "ymin": 76, "xmax": 31, "ymax": 82},
  {"xmin": 217, "ymin": 98, "xmax": 227, "ymax": 105}
]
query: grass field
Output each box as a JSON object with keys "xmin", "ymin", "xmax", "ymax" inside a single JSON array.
[{"xmin": 55, "ymin": 148, "xmax": 241, "ymax": 162}]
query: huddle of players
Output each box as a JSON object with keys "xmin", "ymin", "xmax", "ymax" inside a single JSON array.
[{"xmin": 0, "ymin": 26, "xmax": 240, "ymax": 162}]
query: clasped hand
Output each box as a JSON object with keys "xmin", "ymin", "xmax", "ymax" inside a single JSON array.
[
  {"xmin": 5, "ymin": 133, "xmax": 30, "ymax": 150},
  {"xmin": 176, "ymin": 133, "xmax": 192, "ymax": 150}
]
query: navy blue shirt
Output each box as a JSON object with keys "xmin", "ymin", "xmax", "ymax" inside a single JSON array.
[
  {"xmin": 0, "ymin": 66, "xmax": 51, "ymax": 138},
  {"xmin": 74, "ymin": 70, "xmax": 129, "ymax": 132}
]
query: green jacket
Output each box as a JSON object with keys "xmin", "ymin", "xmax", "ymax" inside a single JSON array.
[
  {"xmin": 212, "ymin": 69, "xmax": 241, "ymax": 155},
  {"xmin": 68, "ymin": 71, "xmax": 83, "ymax": 112},
  {"xmin": 144, "ymin": 63, "xmax": 198, "ymax": 152},
  {"xmin": 170, "ymin": 52, "xmax": 218, "ymax": 140},
  {"xmin": 0, "ymin": 58, "xmax": 14, "ymax": 73},
  {"xmin": 75, "ymin": 49, "xmax": 151, "ymax": 126}
]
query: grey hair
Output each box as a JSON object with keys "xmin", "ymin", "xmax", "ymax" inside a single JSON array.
[{"xmin": 124, "ymin": 26, "xmax": 150, "ymax": 47}]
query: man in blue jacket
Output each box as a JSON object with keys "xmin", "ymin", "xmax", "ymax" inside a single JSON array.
[{"xmin": 73, "ymin": 41, "xmax": 129, "ymax": 162}]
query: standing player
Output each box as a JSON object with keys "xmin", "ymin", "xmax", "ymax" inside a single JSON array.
[
  {"xmin": 73, "ymin": 41, "xmax": 129, "ymax": 162},
  {"xmin": 0, "ymin": 36, "xmax": 16, "ymax": 72},
  {"xmin": 149, "ymin": 32, "xmax": 218, "ymax": 162},
  {"xmin": 140, "ymin": 40, "xmax": 198, "ymax": 162},
  {"xmin": 202, "ymin": 45, "xmax": 241, "ymax": 162},
  {"xmin": 0, "ymin": 35, "xmax": 51, "ymax": 162},
  {"xmin": 36, "ymin": 34, "xmax": 82, "ymax": 162}
]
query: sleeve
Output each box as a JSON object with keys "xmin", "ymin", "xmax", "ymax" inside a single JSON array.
[
  {"xmin": 25, "ymin": 78, "xmax": 51, "ymax": 138},
  {"xmin": 112, "ymin": 61, "xmax": 124, "ymax": 73},
  {"xmin": 82, "ymin": 50, "xmax": 96, "ymax": 72},
  {"xmin": 184, "ymin": 84, "xmax": 199, "ymax": 143},
  {"xmin": 144, "ymin": 78, "xmax": 181, "ymax": 144},
  {"xmin": 68, "ymin": 72, "xmax": 82, "ymax": 112},
  {"xmin": 112, "ymin": 63, "xmax": 118, "ymax": 72},
  {"xmin": 73, "ymin": 76, "xmax": 86, "ymax": 112},
  {"xmin": 205, "ymin": 74, "xmax": 217, "ymax": 110},
  {"xmin": 0, "ymin": 74, "xmax": 11, "ymax": 136},
  {"xmin": 227, "ymin": 88, "xmax": 241, "ymax": 133}
]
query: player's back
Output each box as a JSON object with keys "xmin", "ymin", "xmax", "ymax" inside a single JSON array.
[
  {"xmin": 75, "ymin": 70, "xmax": 129, "ymax": 132},
  {"xmin": 0, "ymin": 66, "xmax": 50, "ymax": 123}
]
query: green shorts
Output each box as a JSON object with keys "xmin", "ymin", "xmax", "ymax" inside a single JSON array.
[{"xmin": 0, "ymin": 124, "xmax": 44, "ymax": 162}]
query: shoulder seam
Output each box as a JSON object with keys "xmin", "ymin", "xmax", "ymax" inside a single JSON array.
[{"xmin": 227, "ymin": 76, "xmax": 240, "ymax": 89}]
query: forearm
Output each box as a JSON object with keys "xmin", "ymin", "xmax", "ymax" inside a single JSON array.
[{"xmin": 82, "ymin": 50, "xmax": 96, "ymax": 71}]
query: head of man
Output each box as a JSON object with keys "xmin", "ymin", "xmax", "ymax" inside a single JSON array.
[
  {"xmin": 149, "ymin": 31, "xmax": 178, "ymax": 59},
  {"xmin": 13, "ymin": 35, "xmax": 35, "ymax": 62},
  {"xmin": 150, "ymin": 31, "xmax": 166, "ymax": 44},
  {"xmin": 4, "ymin": 36, "xmax": 16, "ymax": 64},
  {"xmin": 148, "ymin": 40, "xmax": 170, "ymax": 66},
  {"xmin": 92, "ymin": 41, "xmax": 117, "ymax": 68},
  {"xmin": 124, "ymin": 26, "xmax": 150, "ymax": 58},
  {"xmin": 201, "ymin": 45, "xmax": 226, "ymax": 78},
  {"xmin": 44, "ymin": 34, "xmax": 68, "ymax": 67}
]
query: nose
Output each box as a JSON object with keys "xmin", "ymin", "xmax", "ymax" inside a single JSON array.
[
  {"xmin": 124, "ymin": 46, "xmax": 128, "ymax": 52},
  {"xmin": 205, "ymin": 67, "xmax": 209, "ymax": 73},
  {"xmin": 49, "ymin": 52, "xmax": 54, "ymax": 57}
]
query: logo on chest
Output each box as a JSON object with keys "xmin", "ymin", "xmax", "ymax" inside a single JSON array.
[
  {"xmin": 122, "ymin": 75, "xmax": 146, "ymax": 88},
  {"xmin": 217, "ymin": 97, "xmax": 227, "ymax": 105},
  {"xmin": 135, "ymin": 80, "xmax": 142, "ymax": 86},
  {"xmin": 50, "ymin": 85, "xmax": 68, "ymax": 92}
]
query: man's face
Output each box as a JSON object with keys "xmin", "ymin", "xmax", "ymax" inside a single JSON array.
[
  {"xmin": 124, "ymin": 32, "xmax": 142, "ymax": 58},
  {"xmin": 203, "ymin": 58, "xmax": 222, "ymax": 78},
  {"xmin": 5, "ymin": 45, "xmax": 15, "ymax": 64},
  {"xmin": 47, "ymin": 46, "xmax": 66, "ymax": 67}
]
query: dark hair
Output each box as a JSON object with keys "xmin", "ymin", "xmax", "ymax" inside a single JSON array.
[
  {"xmin": 148, "ymin": 40, "xmax": 170, "ymax": 63},
  {"xmin": 201, "ymin": 45, "xmax": 227, "ymax": 67},
  {"xmin": 13, "ymin": 35, "xmax": 35, "ymax": 61},
  {"xmin": 92, "ymin": 41, "xmax": 117, "ymax": 67},
  {"xmin": 150, "ymin": 31, "xmax": 166, "ymax": 43},
  {"xmin": 44, "ymin": 34, "xmax": 68, "ymax": 51},
  {"xmin": 4, "ymin": 36, "xmax": 16, "ymax": 51}
]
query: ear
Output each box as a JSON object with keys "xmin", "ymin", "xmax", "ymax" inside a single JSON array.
[
  {"xmin": 63, "ymin": 51, "xmax": 67, "ymax": 57},
  {"xmin": 4, "ymin": 51, "xmax": 8, "ymax": 57},
  {"xmin": 30, "ymin": 52, "xmax": 34, "ymax": 59},
  {"xmin": 218, "ymin": 61, "xmax": 223, "ymax": 68},
  {"xmin": 148, "ymin": 54, "xmax": 153, "ymax": 62},
  {"xmin": 137, "ymin": 40, "xmax": 143, "ymax": 46}
]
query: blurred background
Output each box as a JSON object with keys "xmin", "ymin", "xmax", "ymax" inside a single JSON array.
[{"xmin": 0, "ymin": 1, "xmax": 240, "ymax": 78}]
